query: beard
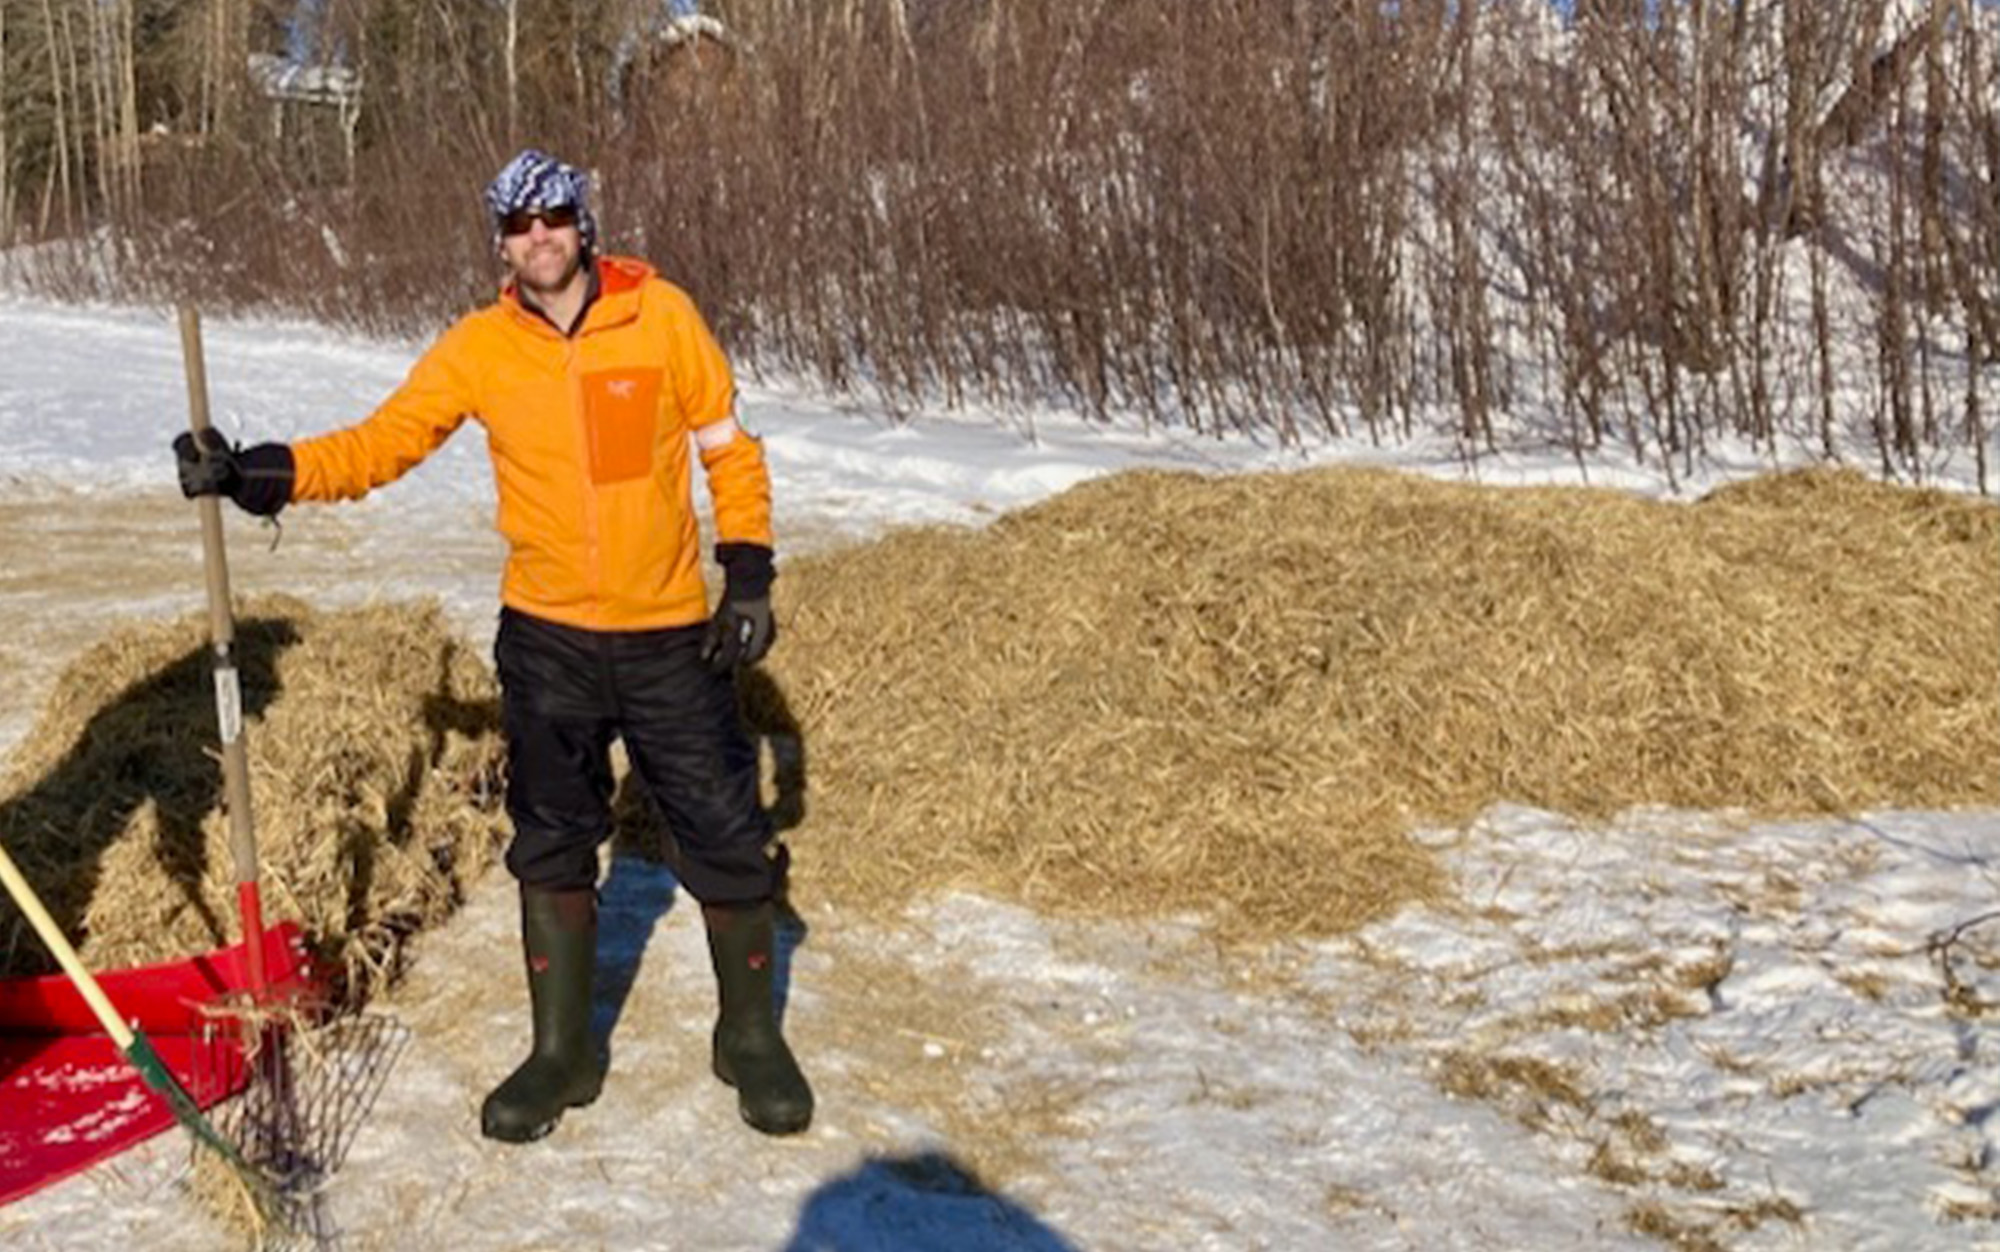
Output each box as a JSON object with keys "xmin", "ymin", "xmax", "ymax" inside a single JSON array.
[{"xmin": 515, "ymin": 243, "xmax": 586, "ymax": 297}]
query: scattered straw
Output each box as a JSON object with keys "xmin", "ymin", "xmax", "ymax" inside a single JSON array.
[
  {"xmin": 743, "ymin": 466, "xmax": 1999, "ymax": 939},
  {"xmin": 0, "ymin": 595, "xmax": 506, "ymax": 988},
  {"xmin": 3, "ymin": 468, "xmax": 1994, "ymax": 966}
]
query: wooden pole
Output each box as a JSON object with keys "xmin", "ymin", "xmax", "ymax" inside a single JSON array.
[{"xmin": 176, "ymin": 305, "xmax": 270, "ymax": 996}]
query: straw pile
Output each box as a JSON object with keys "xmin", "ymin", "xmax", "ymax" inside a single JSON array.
[
  {"xmin": 3, "ymin": 467, "xmax": 1993, "ymax": 965},
  {"xmin": 0, "ymin": 596, "xmax": 506, "ymax": 987},
  {"xmin": 748, "ymin": 466, "xmax": 1999, "ymax": 938}
]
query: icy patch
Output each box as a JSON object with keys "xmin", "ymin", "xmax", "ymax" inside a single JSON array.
[{"xmin": 1313, "ymin": 807, "xmax": 2000, "ymax": 1251}]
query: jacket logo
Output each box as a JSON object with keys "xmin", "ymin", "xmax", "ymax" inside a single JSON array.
[{"xmin": 607, "ymin": 379, "xmax": 636, "ymax": 400}]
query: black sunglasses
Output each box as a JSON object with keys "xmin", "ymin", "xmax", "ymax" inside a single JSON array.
[{"xmin": 499, "ymin": 205, "xmax": 580, "ymax": 237}]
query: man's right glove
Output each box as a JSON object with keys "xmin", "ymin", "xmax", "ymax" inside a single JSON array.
[
  {"xmin": 701, "ymin": 543, "xmax": 777, "ymax": 673},
  {"xmin": 173, "ymin": 430, "xmax": 295, "ymax": 516}
]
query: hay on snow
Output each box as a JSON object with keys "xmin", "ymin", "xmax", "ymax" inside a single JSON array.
[
  {"xmin": 745, "ymin": 465, "xmax": 1998, "ymax": 938},
  {"xmin": 0, "ymin": 596, "xmax": 506, "ymax": 988},
  {"xmin": 3, "ymin": 466, "xmax": 1994, "ymax": 975}
]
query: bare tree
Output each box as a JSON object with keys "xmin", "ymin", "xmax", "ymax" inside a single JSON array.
[
  {"xmin": 1, "ymin": 0, "xmax": 1993, "ymax": 487},
  {"xmin": 0, "ymin": 0, "xmax": 12, "ymax": 246}
]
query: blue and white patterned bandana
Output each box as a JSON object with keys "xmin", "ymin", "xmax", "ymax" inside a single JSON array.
[{"xmin": 483, "ymin": 148, "xmax": 599, "ymax": 255}]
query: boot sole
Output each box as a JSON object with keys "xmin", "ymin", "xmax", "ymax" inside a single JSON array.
[
  {"xmin": 482, "ymin": 1114, "xmax": 560, "ymax": 1145},
  {"xmin": 737, "ymin": 1105, "xmax": 812, "ymax": 1136}
]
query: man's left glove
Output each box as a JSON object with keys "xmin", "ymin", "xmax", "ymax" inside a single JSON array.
[
  {"xmin": 701, "ymin": 543, "xmax": 777, "ymax": 673},
  {"xmin": 173, "ymin": 430, "xmax": 295, "ymax": 516}
]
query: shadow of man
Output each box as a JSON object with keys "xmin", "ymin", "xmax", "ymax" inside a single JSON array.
[
  {"xmin": 592, "ymin": 666, "xmax": 809, "ymax": 1056},
  {"xmin": 739, "ymin": 667, "xmax": 808, "ymax": 839},
  {"xmin": 0, "ymin": 616, "xmax": 300, "ymax": 982},
  {"xmin": 781, "ymin": 1150, "xmax": 1084, "ymax": 1252},
  {"xmin": 593, "ymin": 844, "xmax": 680, "ymax": 1058}
]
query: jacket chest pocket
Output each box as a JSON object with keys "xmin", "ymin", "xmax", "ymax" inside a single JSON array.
[{"xmin": 581, "ymin": 367, "xmax": 664, "ymax": 485}]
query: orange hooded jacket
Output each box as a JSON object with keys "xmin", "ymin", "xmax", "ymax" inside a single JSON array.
[{"xmin": 289, "ymin": 256, "xmax": 771, "ymax": 632}]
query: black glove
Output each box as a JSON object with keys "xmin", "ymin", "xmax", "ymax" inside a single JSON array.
[
  {"xmin": 701, "ymin": 543, "xmax": 777, "ymax": 673},
  {"xmin": 173, "ymin": 431, "xmax": 295, "ymax": 516}
]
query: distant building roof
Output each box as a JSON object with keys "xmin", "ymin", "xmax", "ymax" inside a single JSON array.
[{"xmin": 247, "ymin": 52, "xmax": 362, "ymax": 107}]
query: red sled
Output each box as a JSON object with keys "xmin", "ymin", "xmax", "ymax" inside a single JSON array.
[{"xmin": 0, "ymin": 923, "xmax": 316, "ymax": 1207}]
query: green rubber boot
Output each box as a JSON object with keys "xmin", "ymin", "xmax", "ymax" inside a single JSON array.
[
  {"xmin": 704, "ymin": 900, "xmax": 813, "ymax": 1135},
  {"xmin": 480, "ymin": 887, "xmax": 606, "ymax": 1144}
]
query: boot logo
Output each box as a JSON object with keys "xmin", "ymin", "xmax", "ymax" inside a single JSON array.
[{"xmin": 530, "ymin": 955, "xmax": 551, "ymax": 974}]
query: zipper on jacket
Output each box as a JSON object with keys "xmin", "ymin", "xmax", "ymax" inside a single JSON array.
[{"xmin": 566, "ymin": 338, "xmax": 604, "ymax": 625}]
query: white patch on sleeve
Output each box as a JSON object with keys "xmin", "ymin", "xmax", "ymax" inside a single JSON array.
[{"xmin": 694, "ymin": 417, "xmax": 742, "ymax": 451}]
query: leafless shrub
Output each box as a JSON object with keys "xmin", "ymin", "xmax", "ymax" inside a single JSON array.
[{"xmin": 2, "ymin": 0, "xmax": 1994, "ymax": 487}]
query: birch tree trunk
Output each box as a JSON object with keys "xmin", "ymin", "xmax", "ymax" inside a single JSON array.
[
  {"xmin": 118, "ymin": 0, "xmax": 139, "ymax": 210},
  {"xmin": 0, "ymin": 0, "xmax": 11, "ymax": 243},
  {"xmin": 505, "ymin": 0, "xmax": 518, "ymax": 144},
  {"xmin": 87, "ymin": 0, "xmax": 112, "ymax": 211},
  {"xmin": 39, "ymin": 0, "xmax": 74, "ymax": 235}
]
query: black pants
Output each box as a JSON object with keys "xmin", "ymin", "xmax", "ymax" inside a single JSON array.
[{"xmin": 493, "ymin": 607, "xmax": 775, "ymax": 904}]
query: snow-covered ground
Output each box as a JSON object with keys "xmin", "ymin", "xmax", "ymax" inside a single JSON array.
[{"xmin": 0, "ymin": 297, "xmax": 1996, "ymax": 1250}]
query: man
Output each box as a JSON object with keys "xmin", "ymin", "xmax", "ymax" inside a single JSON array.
[{"xmin": 174, "ymin": 149, "xmax": 812, "ymax": 1142}]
